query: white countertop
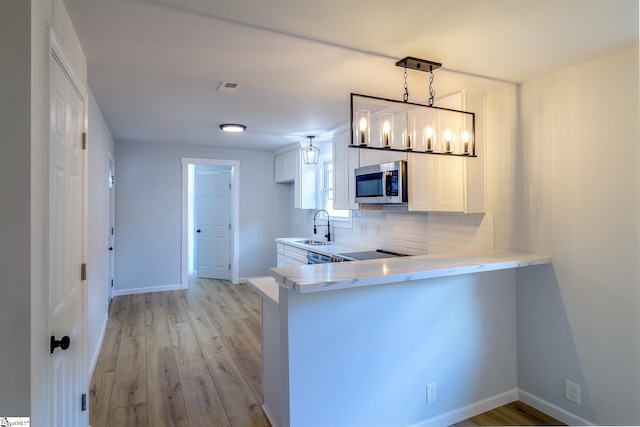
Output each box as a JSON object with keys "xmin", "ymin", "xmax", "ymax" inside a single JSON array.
[
  {"xmin": 276, "ymin": 237, "xmax": 374, "ymax": 257},
  {"xmin": 271, "ymin": 249, "xmax": 551, "ymax": 294}
]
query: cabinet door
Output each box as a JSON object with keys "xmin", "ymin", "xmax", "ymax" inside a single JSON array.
[
  {"xmin": 408, "ymin": 154, "xmax": 464, "ymax": 212},
  {"xmin": 294, "ymin": 150, "xmax": 317, "ymax": 209},
  {"xmin": 275, "ymin": 149, "xmax": 295, "ymax": 183},
  {"xmin": 333, "ymin": 130, "xmax": 359, "ymax": 210}
]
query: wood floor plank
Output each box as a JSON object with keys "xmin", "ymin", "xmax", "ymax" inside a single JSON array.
[
  {"xmin": 110, "ymin": 334, "xmax": 147, "ymax": 409},
  {"xmin": 182, "ymin": 375, "xmax": 230, "ymax": 427},
  {"xmin": 88, "ymin": 371, "xmax": 114, "ymax": 427},
  {"xmin": 145, "ymin": 291, "xmax": 165, "ymax": 310},
  {"xmin": 93, "ymin": 318, "xmax": 123, "ymax": 375},
  {"xmin": 146, "ymin": 307, "xmax": 172, "ymax": 348},
  {"xmin": 147, "ymin": 345, "xmax": 189, "ymax": 427},
  {"xmin": 109, "ymin": 294, "xmax": 130, "ymax": 321},
  {"xmin": 123, "ymin": 293, "xmax": 147, "ymax": 338},
  {"xmin": 169, "ymin": 322, "xmax": 210, "ymax": 380},
  {"xmin": 107, "ymin": 402, "xmax": 148, "ymax": 427},
  {"xmin": 234, "ymin": 316, "xmax": 261, "ymax": 354},
  {"xmin": 222, "ymin": 333, "xmax": 263, "ymax": 403},
  {"xmin": 164, "ymin": 291, "xmax": 190, "ymax": 325},
  {"xmin": 204, "ymin": 350, "xmax": 269, "ymax": 427},
  {"xmin": 187, "ymin": 310, "xmax": 226, "ymax": 355}
]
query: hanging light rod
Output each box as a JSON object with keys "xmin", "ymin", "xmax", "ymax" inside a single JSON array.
[{"xmin": 395, "ymin": 57, "xmax": 442, "ymax": 73}]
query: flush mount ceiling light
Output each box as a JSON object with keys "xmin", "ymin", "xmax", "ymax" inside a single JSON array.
[
  {"xmin": 302, "ymin": 136, "xmax": 320, "ymax": 165},
  {"xmin": 351, "ymin": 56, "xmax": 476, "ymax": 156},
  {"xmin": 220, "ymin": 124, "xmax": 246, "ymax": 133}
]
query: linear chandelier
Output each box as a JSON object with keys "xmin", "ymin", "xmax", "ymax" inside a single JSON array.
[{"xmin": 350, "ymin": 57, "xmax": 475, "ymax": 157}]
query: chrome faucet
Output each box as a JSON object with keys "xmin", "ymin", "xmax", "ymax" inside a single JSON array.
[{"xmin": 313, "ymin": 209, "xmax": 331, "ymax": 242}]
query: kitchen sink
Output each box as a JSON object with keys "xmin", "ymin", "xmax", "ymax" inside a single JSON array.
[{"xmin": 296, "ymin": 239, "xmax": 330, "ymax": 246}]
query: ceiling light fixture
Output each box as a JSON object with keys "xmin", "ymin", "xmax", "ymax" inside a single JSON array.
[
  {"xmin": 302, "ymin": 136, "xmax": 319, "ymax": 165},
  {"xmin": 220, "ymin": 124, "xmax": 246, "ymax": 133},
  {"xmin": 350, "ymin": 56, "xmax": 476, "ymax": 156}
]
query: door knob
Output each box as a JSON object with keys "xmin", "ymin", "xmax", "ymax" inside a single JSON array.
[
  {"xmin": 50, "ymin": 335, "xmax": 70, "ymax": 354},
  {"xmin": 108, "ymin": 247, "xmax": 113, "ymax": 251},
  {"xmin": 196, "ymin": 229, "xmax": 201, "ymax": 233}
]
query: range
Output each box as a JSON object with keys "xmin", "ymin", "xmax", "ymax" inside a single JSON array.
[{"xmin": 307, "ymin": 249, "xmax": 409, "ymax": 264}]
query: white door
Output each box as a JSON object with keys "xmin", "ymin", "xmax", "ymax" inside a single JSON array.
[
  {"xmin": 48, "ymin": 47, "xmax": 86, "ymax": 426},
  {"xmin": 196, "ymin": 170, "xmax": 231, "ymax": 280},
  {"xmin": 108, "ymin": 157, "xmax": 115, "ymax": 302}
]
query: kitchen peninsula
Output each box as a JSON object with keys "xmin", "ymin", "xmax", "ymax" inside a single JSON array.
[{"xmin": 248, "ymin": 250, "xmax": 551, "ymax": 427}]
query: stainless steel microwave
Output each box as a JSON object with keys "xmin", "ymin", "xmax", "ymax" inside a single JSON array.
[{"xmin": 354, "ymin": 161, "xmax": 407, "ymax": 204}]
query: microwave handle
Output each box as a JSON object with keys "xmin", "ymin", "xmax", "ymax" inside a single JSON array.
[{"xmin": 384, "ymin": 171, "xmax": 392, "ymax": 197}]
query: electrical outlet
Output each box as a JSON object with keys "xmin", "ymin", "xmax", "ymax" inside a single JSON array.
[
  {"xmin": 565, "ymin": 380, "xmax": 581, "ymax": 405},
  {"xmin": 426, "ymin": 382, "xmax": 437, "ymax": 404}
]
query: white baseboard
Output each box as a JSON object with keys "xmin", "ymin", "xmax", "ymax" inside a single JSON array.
[
  {"xmin": 518, "ymin": 389, "xmax": 595, "ymax": 426},
  {"xmin": 89, "ymin": 313, "xmax": 108, "ymax": 379},
  {"xmin": 262, "ymin": 404, "xmax": 279, "ymax": 427},
  {"xmin": 112, "ymin": 283, "xmax": 182, "ymax": 296},
  {"xmin": 409, "ymin": 388, "xmax": 519, "ymax": 427}
]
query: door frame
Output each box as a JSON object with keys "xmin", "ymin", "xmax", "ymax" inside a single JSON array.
[
  {"xmin": 42, "ymin": 26, "xmax": 89, "ymax": 426},
  {"xmin": 107, "ymin": 154, "xmax": 115, "ymax": 303},
  {"xmin": 181, "ymin": 157, "xmax": 240, "ymax": 285}
]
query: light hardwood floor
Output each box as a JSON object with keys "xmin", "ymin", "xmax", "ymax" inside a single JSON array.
[{"xmin": 90, "ymin": 277, "xmax": 563, "ymax": 427}]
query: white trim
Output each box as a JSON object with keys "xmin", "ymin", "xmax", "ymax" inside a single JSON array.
[
  {"xmin": 181, "ymin": 157, "xmax": 240, "ymax": 286},
  {"xmin": 518, "ymin": 389, "xmax": 595, "ymax": 426},
  {"xmin": 408, "ymin": 388, "xmax": 518, "ymax": 427},
  {"xmin": 88, "ymin": 314, "xmax": 108, "ymax": 379},
  {"xmin": 262, "ymin": 404, "xmax": 280, "ymax": 427},
  {"xmin": 112, "ymin": 284, "xmax": 182, "ymax": 297}
]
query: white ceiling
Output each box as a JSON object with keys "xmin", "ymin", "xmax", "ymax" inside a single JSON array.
[{"xmin": 63, "ymin": 0, "xmax": 638, "ymax": 152}]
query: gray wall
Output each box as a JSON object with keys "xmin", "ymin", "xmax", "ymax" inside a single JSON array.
[
  {"xmin": 0, "ymin": 0, "xmax": 31, "ymax": 415},
  {"xmin": 87, "ymin": 92, "xmax": 115, "ymax": 373},
  {"xmin": 114, "ymin": 140, "xmax": 290, "ymax": 291},
  {"xmin": 488, "ymin": 47, "xmax": 639, "ymax": 424}
]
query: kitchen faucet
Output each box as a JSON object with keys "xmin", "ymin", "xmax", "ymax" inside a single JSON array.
[{"xmin": 313, "ymin": 209, "xmax": 331, "ymax": 242}]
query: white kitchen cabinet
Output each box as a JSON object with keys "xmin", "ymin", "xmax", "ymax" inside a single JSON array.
[
  {"xmin": 408, "ymin": 91, "xmax": 486, "ymax": 213},
  {"xmin": 283, "ymin": 244, "xmax": 308, "ymax": 266},
  {"xmin": 274, "ymin": 148, "xmax": 296, "ymax": 183},
  {"xmin": 275, "ymin": 143, "xmax": 317, "ymax": 209},
  {"xmin": 294, "ymin": 149, "xmax": 317, "ymax": 209},
  {"xmin": 276, "ymin": 243, "xmax": 285, "ymax": 267},
  {"xmin": 332, "ymin": 129, "xmax": 359, "ymax": 210}
]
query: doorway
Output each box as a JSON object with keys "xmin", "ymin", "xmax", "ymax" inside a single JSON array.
[
  {"xmin": 181, "ymin": 158, "xmax": 240, "ymax": 287},
  {"xmin": 107, "ymin": 156, "xmax": 115, "ymax": 303}
]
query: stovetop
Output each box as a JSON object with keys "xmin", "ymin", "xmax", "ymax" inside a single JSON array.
[{"xmin": 336, "ymin": 249, "xmax": 409, "ymax": 261}]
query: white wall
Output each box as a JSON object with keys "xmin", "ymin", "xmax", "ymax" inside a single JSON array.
[
  {"xmin": 87, "ymin": 91, "xmax": 115, "ymax": 375},
  {"xmin": 0, "ymin": 0, "xmax": 92, "ymax": 422},
  {"xmin": 488, "ymin": 47, "xmax": 639, "ymax": 425},
  {"xmin": 283, "ymin": 270, "xmax": 518, "ymax": 426},
  {"xmin": 0, "ymin": 1, "xmax": 32, "ymax": 415},
  {"xmin": 114, "ymin": 140, "xmax": 291, "ymax": 292}
]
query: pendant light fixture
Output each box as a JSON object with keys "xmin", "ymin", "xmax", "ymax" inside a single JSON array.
[
  {"xmin": 302, "ymin": 136, "xmax": 320, "ymax": 165},
  {"xmin": 350, "ymin": 57, "xmax": 476, "ymax": 156}
]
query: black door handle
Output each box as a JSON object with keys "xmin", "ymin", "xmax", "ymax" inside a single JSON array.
[
  {"xmin": 196, "ymin": 229, "xmax": 201, "ymax": 233},
  {"xmin": 108, "ymin": 247, "xmax": 113, "ymax": 251},
  {"xmin": 50, "ymin": 335, "xmax": 70, "ymax": 354}
]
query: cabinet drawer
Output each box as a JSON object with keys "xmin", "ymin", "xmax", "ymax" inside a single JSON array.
[
  {"xmin": 284, "ymin": 245, "xmax": 308, "ymax": 264},
  {"xmin": 277, "ymin": 243, "xmax": 285, "ymax": 255}
]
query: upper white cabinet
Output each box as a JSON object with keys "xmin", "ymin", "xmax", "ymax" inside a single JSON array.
[
  {"xmin": 275, "ymin": 148, "xmax": 296, "ymax": 183},
  {"xmin": 332, "ymin": 130, "xmax": 359, "ymax": 210},
  {"xmin": 275, "ymin": 144, "xmax": 317, "ymax": 209},
  {"xmin": 408, "ymin": 91, "xmax": 486, "ymax": 213},
  {"xmin": 295, "ymin": 149, "xmax": 317, "ymax": 209}
]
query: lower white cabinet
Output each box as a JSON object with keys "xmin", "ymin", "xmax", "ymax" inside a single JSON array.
[{"xmin": 276, "ymin": 243, "xmax": 308, "ymax": 267}]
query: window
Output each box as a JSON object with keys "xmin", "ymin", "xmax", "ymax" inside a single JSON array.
[{"xmin": 320, "ymin": 157, "xmax": 350, "ymax": 221}]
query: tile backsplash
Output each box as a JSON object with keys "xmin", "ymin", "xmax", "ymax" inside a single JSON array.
[{"xmin": 334, "ymin": 209, "xmax": 494, "ymax": 255}]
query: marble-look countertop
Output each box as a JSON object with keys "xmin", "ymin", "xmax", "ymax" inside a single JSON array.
[
  {"xmin": 276, "ymin": 237, "xmax": 374, "ymax": 257},
  {"xmin": 270, "ymin": 250, "xmax": 551, "ymax": 294}
]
